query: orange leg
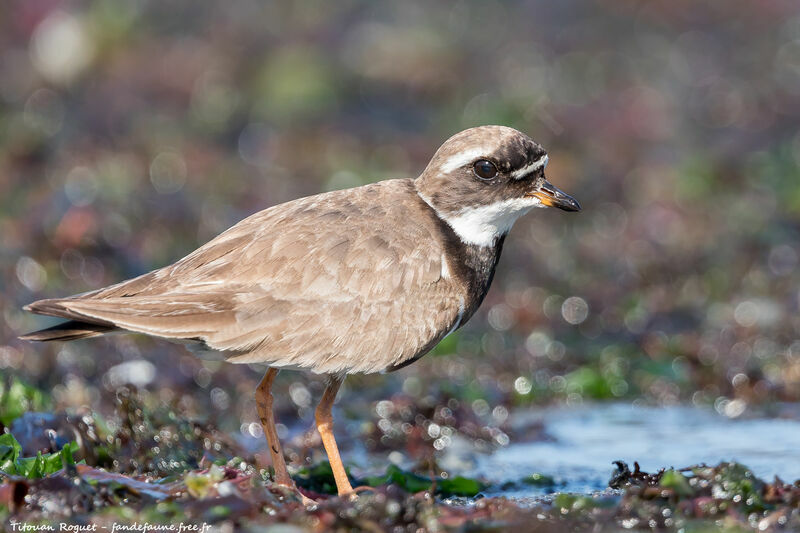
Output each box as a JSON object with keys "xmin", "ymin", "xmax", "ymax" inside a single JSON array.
[
  {"xmin": 256, "ymin": 368, "xmax": 293, "ymax": 488},
  {"xmin": 315, "ymin": 374, "xmax": 354, "ymax": 497}
]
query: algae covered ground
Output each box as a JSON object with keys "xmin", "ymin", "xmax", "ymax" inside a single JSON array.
[{"xmin": 2, "ymin": 377, "xmax": 800, "ymax": 532}]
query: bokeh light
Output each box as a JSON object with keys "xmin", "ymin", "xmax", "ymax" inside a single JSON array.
[{"xmin": 0, "ymin": 0, "xmax": 799, "ymax": 480}]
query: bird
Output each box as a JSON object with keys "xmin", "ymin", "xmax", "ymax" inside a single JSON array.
[{"xmin": 21, "ymin": 125, "xmax": 580, "ymax": 500}]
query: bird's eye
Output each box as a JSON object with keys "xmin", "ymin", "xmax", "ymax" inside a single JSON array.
[{"xmin": 473, "ymin": 160, "xmax": 498, "ymax": 180}]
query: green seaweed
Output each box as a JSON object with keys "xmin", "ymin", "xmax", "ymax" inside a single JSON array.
[
  {"xmin": 185, "ymin": 464, "xmax": 225, "ymax": 498},
  {"xmin": 0, "ymin": 377, "xmax": 49, "ymax": 426},
  {"xmin": 365, "ymin": 464, "xmax": 486, "ymax": 497},
  {"xmin": 659, "ymin": 469, "xmax": 693, "ymax": 497},
  {"xmin": 553, "ymin": 492, "xmax": 616, "ymax": 513},
  {"xmin": 295, "ymin": 462, "xmax": 485, "ymax": 497},
  {"xmin": 294, "ymin": 460, "xmax": 350, "ymax": 495},
  {"xmin": 705, "ymin": 462, "xmax": 768, "ymax": 513},
  {"xmin": 0, "ymin": 433, "xmax": 78, "ymax": 478},
  {"xmin": 500, "ymin": 472, "xmax": 558, "ymax": 491}
]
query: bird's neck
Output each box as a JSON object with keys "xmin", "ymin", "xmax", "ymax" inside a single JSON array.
[
  {"xmin": 458, "ymin": 235, "xmax": 506, "ymax": 321},
  {"xmin": 415, "ymin": 181, "xmax": 532, "ymax": 247},
  {"xmin": 414, "ymin": 184, "xmax": 506, "ymax": 319}
]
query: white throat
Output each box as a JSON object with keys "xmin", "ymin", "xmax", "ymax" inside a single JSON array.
[{"xmin": 419, "ymin": 193, "xmax": 544, "ymax": 247}]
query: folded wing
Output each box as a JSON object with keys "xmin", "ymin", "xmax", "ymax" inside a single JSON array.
[{"xmin": 23, "ymin": 179, "xmax": 462, "ymax": 373}]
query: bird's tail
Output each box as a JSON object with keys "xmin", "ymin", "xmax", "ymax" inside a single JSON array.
[
  {"xmin": 20, "ymin": 298, "xmax": 116, "ymax": 341},
  {"xmin": 19, "ymin": 320, "xmax": 114, "ymax": 341}
]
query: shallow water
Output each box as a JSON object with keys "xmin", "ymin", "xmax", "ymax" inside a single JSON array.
[{"xmin": 473, "ymin": 403, "xmax": 800, "ymax": 498}]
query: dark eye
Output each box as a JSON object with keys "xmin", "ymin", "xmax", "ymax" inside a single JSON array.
[{"xmin": 473, "ymin": 159, "xmax": 498, "ymax": 180}]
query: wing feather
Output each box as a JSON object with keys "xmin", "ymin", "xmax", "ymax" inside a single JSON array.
[{"xmin": 24, "ymin": 179, "xmax": 463, "ymax": 373}]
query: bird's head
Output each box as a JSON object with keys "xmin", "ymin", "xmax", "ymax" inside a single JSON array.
[{"xmin": 415, "ymin": 125, "xmax": 580, "ymax": 247}]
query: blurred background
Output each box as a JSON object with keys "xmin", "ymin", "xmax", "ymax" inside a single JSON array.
[{"xmin": 1, "ymin": 0, "xmax": 800, "ymax": 470}]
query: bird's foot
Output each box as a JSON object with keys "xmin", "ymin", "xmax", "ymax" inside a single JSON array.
[
  {"xmin": 297, "ymin": 490, "xmax": 318, "ymax": 507},
  {"xmin": 338, "ymin": 491, "xmax": 358, "ymax": 502},
  {"xmin": 270, "ymin": 481, "xmax": 319, "ymax": 507},
  {"xmin": 338, "ymin": 485, "xmax": 374, "ymax": 501}
]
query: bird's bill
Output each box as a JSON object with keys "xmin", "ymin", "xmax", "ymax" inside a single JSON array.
[{"xmin": 526, "ymin": 180, "xmax": 581, "ymax": 212}]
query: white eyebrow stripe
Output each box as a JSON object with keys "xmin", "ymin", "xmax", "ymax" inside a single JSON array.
[
  {"xmin": 440, "ymin": 147, "xmax": 489, "ymax": 174},
  {"xmin": 510, "ymin": 154, "xmax": 548, "ymax": 180}
]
